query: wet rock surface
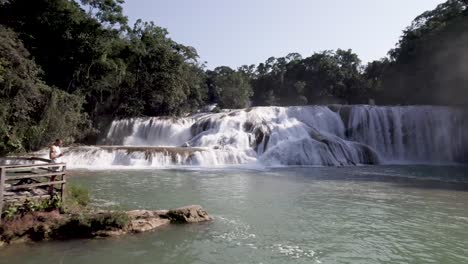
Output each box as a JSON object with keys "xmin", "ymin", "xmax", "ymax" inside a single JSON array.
[
  {"xmin": 0, "ymin": 205, "xmax": 212, "ymax": 246},
  {"xmin": 166, "ymin": 205, "xmax": 213, "ymax": 223}
]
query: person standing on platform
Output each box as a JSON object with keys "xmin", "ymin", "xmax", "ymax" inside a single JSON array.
[
  {"xmin": 49, "ymin": 139, "xmax": 64, "ymax": 164},
  {"xmin": 49, "ymin": 139, "xmax": 64, "ymax": 193}
]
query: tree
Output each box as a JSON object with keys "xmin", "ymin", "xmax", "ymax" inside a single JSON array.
[
  {"xmin": 249, "ymin": 49, "xmax": 368, "ymax": 106},
  {"xmin": 209, "ymin": 67, "xmax": 253, "ymax": 109},
  {"xmin": 0, "ymin": 0, "xmax": 209, "ymax": 120},
  {"xmin": 80, "ymin": 0, "xmax": 128, "ymax": 29},
  {"xmin": 0, "ymin": 26, "xmax": 88, "ymax": 154},
  {"xmin": 362, "ymin": 58, "xmax": 390, "ymax": 102},
  {"xmin": 114, "ymin": 20, "xmax": 207, "ymax": 116},
  {"xmin": 380, "ymin": 0, "xmax": 468, "ymax": 105}
]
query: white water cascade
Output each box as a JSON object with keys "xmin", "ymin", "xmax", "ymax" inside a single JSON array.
[
  {"xmin": 339, "ymin": 105, "xmax": 468, "ymax": 163},
  {"xmin": 60, "ymin": 105, "xmax": 468, "ymax": 168}
]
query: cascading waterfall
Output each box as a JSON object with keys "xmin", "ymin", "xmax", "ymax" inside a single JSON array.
[
  {"xmin": 105, "ymin": 117, "xmax": 195, "ymax": 146},
  {"xmin": 339, "ymin": 105, "xmax": 468, "ymax": 163},
  {"xmin": 60, "ymin": 105, "xmax": 468, "ymax": 168}
]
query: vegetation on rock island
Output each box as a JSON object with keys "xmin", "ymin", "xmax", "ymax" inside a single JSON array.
[
  {"xmin": 0, "ymin": 0, "xmax": 467, "ymax": 154},
  {"xmin": 0, "ymin": 184, "xmax": 212, "ymax": 246}
]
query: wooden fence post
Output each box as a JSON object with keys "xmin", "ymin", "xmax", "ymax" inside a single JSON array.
[
  {"xmin": 61, "ymin": 165, "xmax": 67, "ymax": 205},
  {"xmin": 0, "ymin": 166, "xmax": 5, "ymax": 223}
]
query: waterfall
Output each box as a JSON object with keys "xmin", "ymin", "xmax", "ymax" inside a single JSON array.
[
  {"xmin": 105, "ymin": 117, "xmax": 195, "ymax": 146},
  {"xmin": 340, "ymin": 105, "xmax": 468, "ymax": 163},
  {"xmin": 60, "ymin": 105, "xmax": 468, "ymax": 168}
]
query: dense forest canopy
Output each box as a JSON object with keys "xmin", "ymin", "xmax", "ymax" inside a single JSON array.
[
  {"xmin": 0, "ymin": 26, "xmax": 89, "ymax": 153},
  {"xmin": 382, "ymin": 0, "xmax": 468, "ymax": 105},
  {"xmin": 0, "ymin": 0, "xmax": 467, "ymax": 154}
]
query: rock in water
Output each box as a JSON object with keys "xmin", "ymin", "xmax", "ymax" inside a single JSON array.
[
  {"xmin": 166, "ymin": 205, "xmax": 213, "ymax": 223},
  {"xmin": 126, "ymin": 210, "xmax": 171, "ymax": 233},
  {"xmin": 118, "ymin": 206, "xmax": 212, "ymax": 234}
]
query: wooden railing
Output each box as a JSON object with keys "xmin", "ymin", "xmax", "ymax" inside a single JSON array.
[{"xmin": 0, "ymin": 157, "xmax": 67, "ymax": 222}]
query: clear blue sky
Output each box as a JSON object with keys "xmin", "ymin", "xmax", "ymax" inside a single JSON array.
[{"xmin": 122, "ymin": 0, "xmax": 444, "ymax": 69}]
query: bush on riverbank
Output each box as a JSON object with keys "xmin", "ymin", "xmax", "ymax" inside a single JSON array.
[
  {"xmin": 51, "ymin": 211, "xmax": 131, "ymax": 239},
  {"xmin": 1, "ymin": 183, "xmax": 91, "ymax": 221},
  {"xmin": 1, "ymin": 196, "xmax": 61, "ymax": 220}
]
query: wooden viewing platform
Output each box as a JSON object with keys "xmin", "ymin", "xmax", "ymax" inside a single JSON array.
[{"xmin": 0, "ymin": 157, "xmax": 67, "ymax": 222}]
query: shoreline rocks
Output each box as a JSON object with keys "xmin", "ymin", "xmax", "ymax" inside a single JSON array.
[{"xmin": 0, "ymin": 205, "xmax": 212, "ymax": 246}]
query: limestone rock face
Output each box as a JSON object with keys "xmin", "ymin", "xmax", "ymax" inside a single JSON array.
[{"xmin": 166, "ymin": 205, "xmax": 213, "ymax": 223}]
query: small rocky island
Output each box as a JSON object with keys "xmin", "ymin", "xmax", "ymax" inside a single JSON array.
[
  {"xmin": 0, "ymin": 205, "xmax": 212, "ymax": 247},
  {"xmin": 0, "ymin": 157, "xmax": 212, "ymax": 247}
]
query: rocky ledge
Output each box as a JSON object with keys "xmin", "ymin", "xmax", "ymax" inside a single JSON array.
[{"xmin": 0, "ymin": 205, "xmax": 212, "ymax": 247}]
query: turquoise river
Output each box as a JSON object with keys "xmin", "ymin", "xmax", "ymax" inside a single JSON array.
[{"xmin": 1, "ymin": 165, "xmax": 467, "ymax": 264}]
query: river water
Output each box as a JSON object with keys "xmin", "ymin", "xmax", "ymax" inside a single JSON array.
[{"xmin": 1, "ymin": 165, "xmax": 467, "ymax": 264}]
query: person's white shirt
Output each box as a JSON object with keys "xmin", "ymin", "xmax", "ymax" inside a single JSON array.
[{"xmin": 50, "ymin": 145, "xmax": 62, "ymax": 163}]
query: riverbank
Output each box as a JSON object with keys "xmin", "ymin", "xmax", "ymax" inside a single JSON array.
[{"xmin": 0, "ymin": 205, "xmax": 212, "ymax": 247}]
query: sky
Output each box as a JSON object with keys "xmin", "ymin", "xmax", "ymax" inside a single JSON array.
[{"xmin": 122, "ymin": 0, "xmax": 445, "ymax": 69}]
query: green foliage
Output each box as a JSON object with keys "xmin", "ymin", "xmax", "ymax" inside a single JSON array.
[
  {"xmin": 389, "ymin": 0, "xmax": 468, "ymax": 62},
  {"xmin": 89, "ymin": 211, "xmax": 130, "ymax": 230},
  {"xmin": 207, "ymin": 66, "xmax": 253, "ymax": 109},
  {"xmin": 24, "ymin": 196, "xmax": 62, "ymax": 213},
  {"xmin": 113, "ymin": 20, "xmax": 207, "ymax": 117},
  {"xmin": 65, "ymin": 184, "xmax": 91, "ymax": 210},
  {"xmin": 0, "ymin": 0, "xmax": 385, "ymax": 149},
  {"xmin": 249, "ymin": 50, "xmax": 369, "ymax": 106},
  {"xmin": 379, "ymin": 0, "xmax": 468, "ymax": 105},
  {"xmin": 2, "ymin": 196, "xmax": 62, "ymax": 220},
  {"xmin": 0, "ymin": 26, "xmax": 89, "ymax": 154},
  {"xmin": 3, "ymin": 206, "xmax": 18, "ymax": 219},
  {"xmin": 0, "ymin": 0, "xmax": 209, "ymax": 152},
  {"xmin": 80, "ymin": 0, "xmax": 128, "ymax": 28},
  {"xmin": 237, "ymin": 1, "xmax": 468, "ymax": 107},
  {"xmin": 53, "ymin": 211, "xmax": 130, "ymax": 239}
]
